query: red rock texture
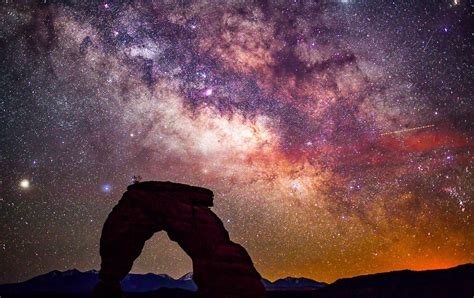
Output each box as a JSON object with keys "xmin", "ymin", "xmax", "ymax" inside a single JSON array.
[{"xmin": 93, "ymin": 181, "xmax": 266, "ymax": 298}]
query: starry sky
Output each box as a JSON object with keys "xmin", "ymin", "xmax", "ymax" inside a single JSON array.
[{"xmin": 1, "ymin": 0, "xmax": 473, "ymax": 284}]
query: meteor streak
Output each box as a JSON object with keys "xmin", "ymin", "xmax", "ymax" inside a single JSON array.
[{"xmin": 380, "ymin": 124, "xmax": 435, "ymax": 136}]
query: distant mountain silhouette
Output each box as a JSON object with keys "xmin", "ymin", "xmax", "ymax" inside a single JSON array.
[
  {"xmin": 314, "ymin": 263, "xmax": 474, "ymax": 298},
  {"xmin": 0, "ymin": 264, "xmax": 473, "ymax": 298},
  {"xmin": 177, "ymin": 272, "xmax": 194, "ymax": 282},
  {"xmin": 0, "ymin": 270, "xmax": 323, "ymax": 295},
  {"xmin": 0, "ymin": 269, "xmax": 196, "ymax": 294},
  {"xmin": 262, "ymin": 277, "xmax": 326, "ymax": 291},
  {"xmin": 0, "ymin": 264, "xmax": 474, "ymax": 298}
]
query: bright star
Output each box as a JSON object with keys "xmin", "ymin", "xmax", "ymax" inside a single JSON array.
[
  {"xmin": 101, "ymin": 184, "xmax": 112, "ymax": 193},
  {"xmin": 204, "ymin": 88, "xmax": 213, "ymax": 96},
  {"xmin": 20, "ymin": 179, "xmax": 30, "ymax": 189}
]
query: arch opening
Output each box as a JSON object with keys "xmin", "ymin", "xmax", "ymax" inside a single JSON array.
[{"xmin": 131, "ymin": 231, "xmax": 193, "ymax": 280}]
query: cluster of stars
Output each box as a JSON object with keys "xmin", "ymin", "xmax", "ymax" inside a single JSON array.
[{"xmin": 0, "ymin": 0, "xmax": 472, "ymax": 285}]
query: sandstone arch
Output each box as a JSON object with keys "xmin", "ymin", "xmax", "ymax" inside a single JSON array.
[{"xmin": 93, "ymin": 181, "xmax": 266, "ymax": 298}]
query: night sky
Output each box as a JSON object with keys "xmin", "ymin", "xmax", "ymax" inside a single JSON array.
[{"xmin": 1, "ymin": 0, "xmax": 473, "ymax": 284}]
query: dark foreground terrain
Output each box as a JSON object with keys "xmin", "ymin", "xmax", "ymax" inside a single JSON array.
[{"xmin": 1, "ymin": 264, "xmax": 473, "ymax": 298}]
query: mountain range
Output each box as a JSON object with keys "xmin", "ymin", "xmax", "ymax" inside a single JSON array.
[
  {"xmin": 0, "ymin": 270, "xmax": 325, "ymax": 294},
  {"xmin": 1, "ymin": 264, "xmax": 473, "ymax": 298}
]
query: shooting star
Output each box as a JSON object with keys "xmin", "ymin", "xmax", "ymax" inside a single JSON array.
[
  {"xmin": 422, "ymin": 33, "xmax": 434, "ymax": 52},
  {"xmin": 380, "ymin": 124, "xmax": 435, "ymax": 136}
]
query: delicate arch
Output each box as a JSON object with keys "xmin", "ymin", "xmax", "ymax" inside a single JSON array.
[{"xmin": 93, "ymin": 181, "xmax": 266, "ymax": 298}]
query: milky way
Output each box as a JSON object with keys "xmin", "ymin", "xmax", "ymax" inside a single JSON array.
[{"xmin": 1, "ymin": 1, "xmax": 473, "ymax": 283}]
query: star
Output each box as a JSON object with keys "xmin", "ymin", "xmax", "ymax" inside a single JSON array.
[
  {"xmin": 19, "ymin": 179, "xmax": 30, "ymax": 189},
  {"xmin": 101, "ymin": 184, "xmax": 112, "ymax": 193},
  {"xmin": 203, "ymin": 88, "xmax": 213, "ymax": 96},
  {"xmin": 1, "ymin": 0, "xmax": 472, "ymax": 285}
]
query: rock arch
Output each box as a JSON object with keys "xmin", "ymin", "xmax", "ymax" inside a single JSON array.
[{"xmin": 93, "ymin": 181, "xmax": 266, "ymax": 298}]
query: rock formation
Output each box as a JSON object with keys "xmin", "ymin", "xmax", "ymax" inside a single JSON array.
[{"xmin": 92, "ymin": 181, "xmax": 266, "ymax": 298}]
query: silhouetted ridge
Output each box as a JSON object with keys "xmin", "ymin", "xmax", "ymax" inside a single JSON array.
[
  {"xmin": 0, "ymin": 269, "xmax": 197, "ymax": 294},
  {"xmin": 1, "ymin": 265, "xmax": 472, "ymax": 298},
  {"xmin": 314, "ymin": 263, "xmax": 474, "ymax": 298}
]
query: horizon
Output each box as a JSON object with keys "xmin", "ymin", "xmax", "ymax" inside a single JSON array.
[
  {"xmin": 3, "ymin": 262, "xmax": 473, "ymax": 286},
  {"xmin": 1, "ymin": 0, "xmax": 472, "ymax": 287}
]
